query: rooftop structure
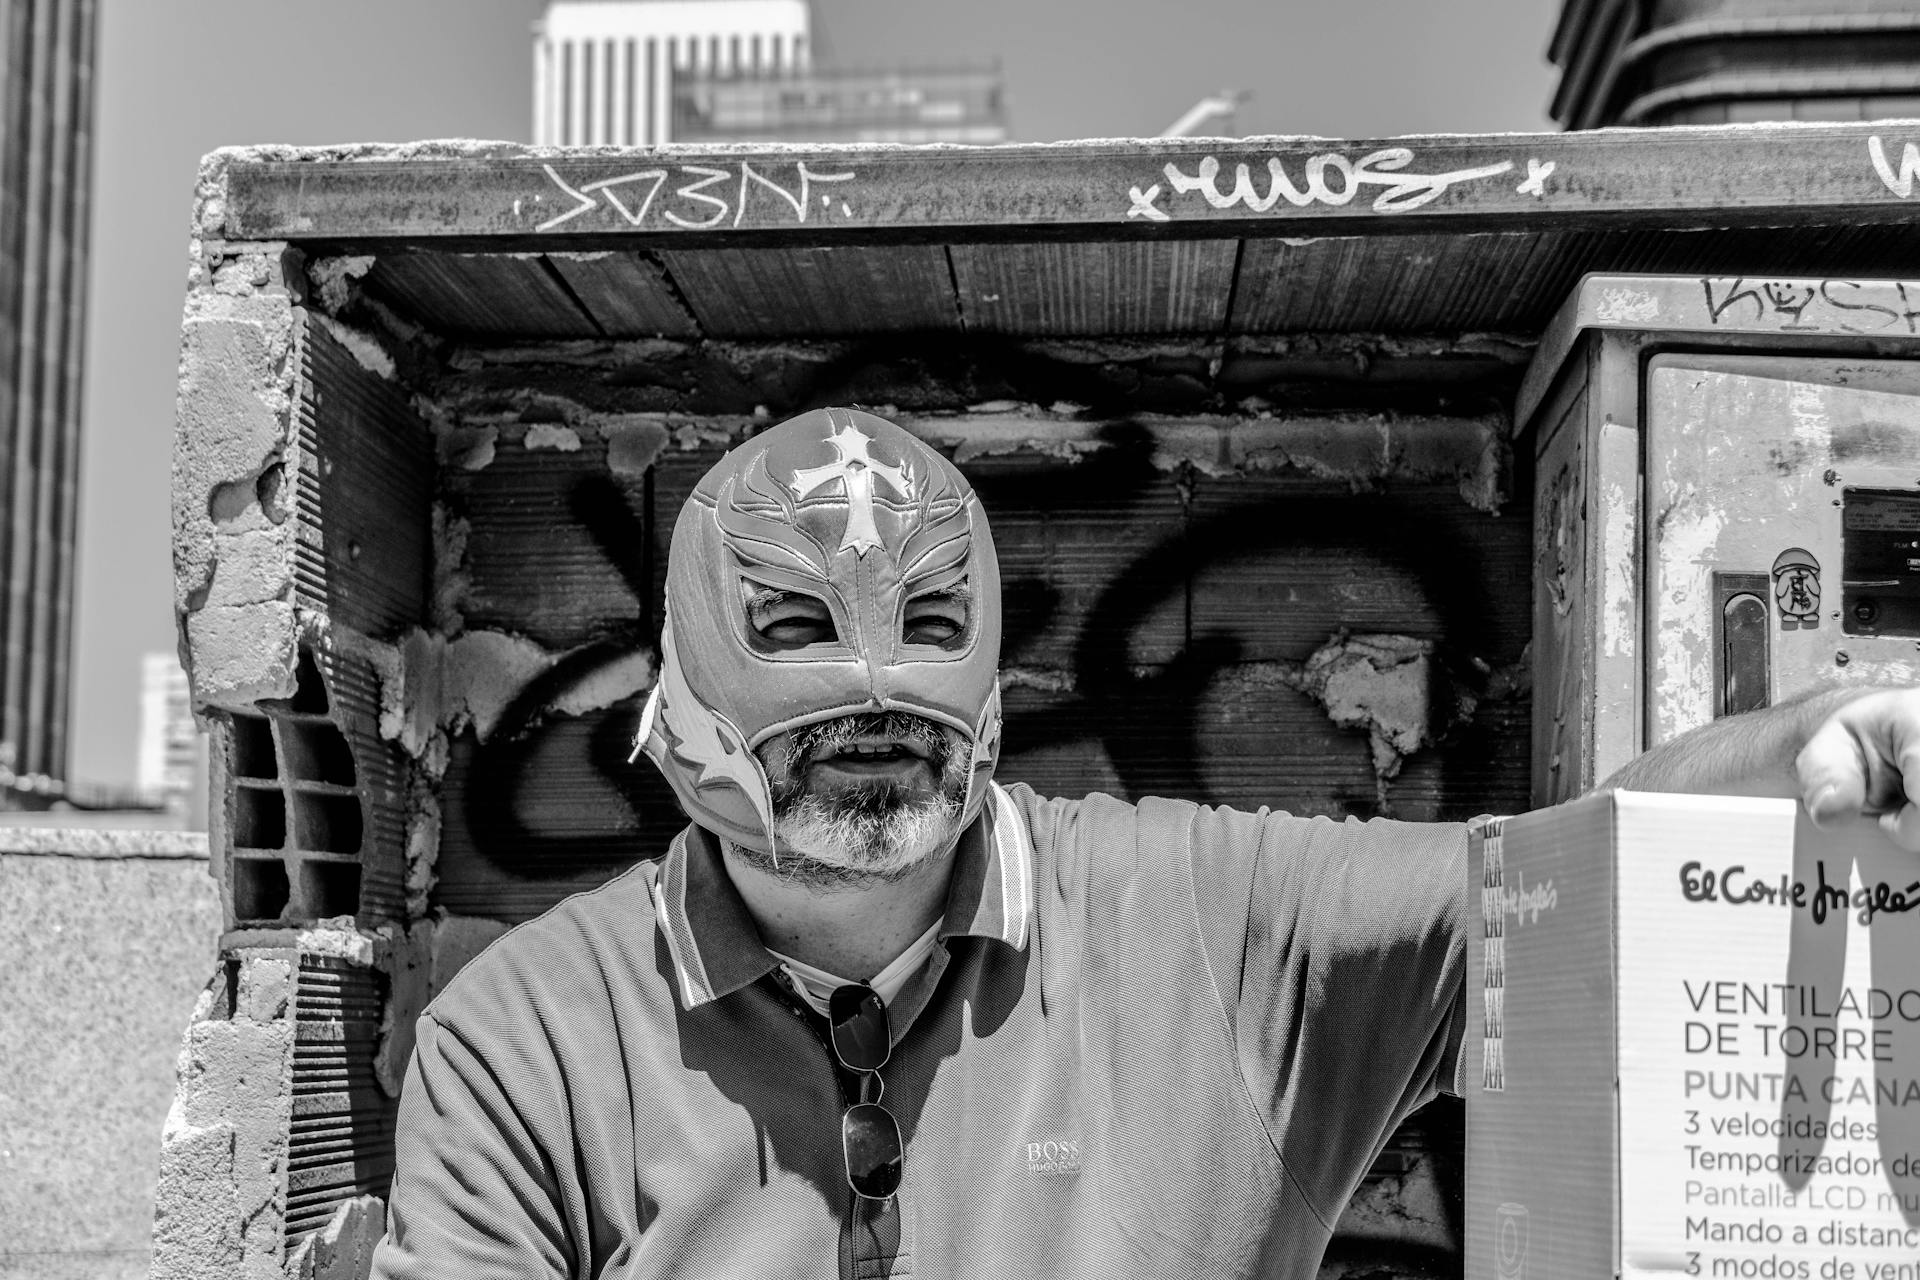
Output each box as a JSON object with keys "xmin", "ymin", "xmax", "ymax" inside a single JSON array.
[
  {"xmin": 1550, "ymin": 0, "xmax": 1920, "ymax": 128},
  {"xmin": 533, "ymin": 0, "xmax": 811, "ymax": 146}
]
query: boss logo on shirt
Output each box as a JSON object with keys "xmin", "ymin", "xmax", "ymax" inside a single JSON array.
[{"xmin": 1024, "ymin": 1139, "xmax": 1083, "ymax": 1175}]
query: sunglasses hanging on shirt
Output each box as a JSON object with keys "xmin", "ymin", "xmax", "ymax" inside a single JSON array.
[{"xmin": 827, "ymin": 983, "xmax": 903, "ymax": 1202}]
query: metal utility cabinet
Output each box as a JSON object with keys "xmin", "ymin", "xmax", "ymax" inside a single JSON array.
[
  {"xmin": 158, "ymin": 123, "xmax": 1920, "ymax": 1279},
  {"xmin": 1520, "ymin": 274, "xmax": 1920, "ymax": 807}
]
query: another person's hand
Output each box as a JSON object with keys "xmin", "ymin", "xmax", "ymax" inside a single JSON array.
[{"xmin": 1796, "ymin": 687, "xmax": 1920, "ymax": 850}]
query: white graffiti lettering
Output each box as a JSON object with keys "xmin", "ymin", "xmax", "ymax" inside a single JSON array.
[
  {"xmin": 587, "ymin": 170, "xmax": 668, "ymax": 226},
  {"xmin": 1516, "ymin": 158, "xmax": 1555, "ymax": 198},
  {"xmin": 535, "ymin": 160, "xmax": 857, "ymax": 233},
  {"xmin": 1126, "ymin": 182, "xmax": 1169, "ymax": 222},
  {"xmin": 1135, "ymin": 148, "xmax": 1517, "ymax": 220},
  {"xmin": 538, "ymin": 165, "xmax": 599, "ymax": 232},
  {"xmin": 662, "ymin": 165, "xmax": 732, "ymax": 229},
  {"xmin": 1869, "ymin": 135, "xmax": 1920, "ymax": 198}
]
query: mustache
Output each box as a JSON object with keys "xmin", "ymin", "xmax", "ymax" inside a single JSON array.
[
  {"xmin": 765, "ymin": 711, "xmax": 966, "ymax": 817},
  {"xmin": 785, "ymin": 711, "xmax": 954, "ymax": 771}
]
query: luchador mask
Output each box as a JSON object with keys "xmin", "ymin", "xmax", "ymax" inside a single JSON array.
[{"xmin": 635, "ymin": 408, "xmax": 1003, "ymax": 854}]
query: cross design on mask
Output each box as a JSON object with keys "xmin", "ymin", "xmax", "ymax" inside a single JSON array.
[{"xmin": 787, "ymin": 422, "xmax": 915, "ymax": 555}]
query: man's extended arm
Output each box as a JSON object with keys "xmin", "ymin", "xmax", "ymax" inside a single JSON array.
[{"xmin": 1600, "ymin": 685, "xmax": 1920, "ymax": 850}]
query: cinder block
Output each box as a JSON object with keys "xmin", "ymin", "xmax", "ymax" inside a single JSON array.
[
  {"xmin": 151, "ymin": 1119, "xmax": 243, "ymax": 1279},
  {"xmin": 286, "ymin": 1195, "xmax": 385, "ymax": 1280},
  {"xmin": 186, "ymin": 600, "xmax": 299, "ymax": 711},
  {"xmin": 174, "ymin": 313, "xmax": 296, "ymax": 628},
  {"xmin": 178, "ymin": 1017, "xmax": 294, "ymax": 1129},
  {"xmin": 237, "ymin": 954, "xmax": 295, "ymax": 1025},
  {"xmin": 152, "ymin": 943, "xmax": 392, "ymax": 1279}
]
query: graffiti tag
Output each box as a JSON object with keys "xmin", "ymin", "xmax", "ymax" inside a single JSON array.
[
  {"xmin": 1701, "ymin": 277, "xmax": 1920, "ymax": 334},
  {"xmin": 1127, "ymin": 148, "xmax": 1526, "ymax": 222},
  {"xmin": 1870, "ymin": 135, "xmax": 1920, "ymax": 199},
  {"xmin": 535, "ymin": 160, "xmax": 857, "ymax": 233},
  {"xmin": 456, "ymin": 439, "xmax": 1522, "ymax": 878}
]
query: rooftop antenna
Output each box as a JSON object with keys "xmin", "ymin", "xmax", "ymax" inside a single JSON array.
[{"xmin": 1159, "ymin": 89, "xmax": 1250, "ymax": 138}]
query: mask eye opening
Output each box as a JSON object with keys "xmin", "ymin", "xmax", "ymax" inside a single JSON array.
[
  {"xmin": 901, "ymin": 580, "xmax": 970, "ymax": 649},
  {"xmin": 742, "ymin": 581, "xmax": 839, "ymax": 650}
]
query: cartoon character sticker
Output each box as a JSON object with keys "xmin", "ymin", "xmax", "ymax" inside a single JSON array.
[{"xmin": 1772, "ymin": 548, "xmax": 1821, "ymax": 629}]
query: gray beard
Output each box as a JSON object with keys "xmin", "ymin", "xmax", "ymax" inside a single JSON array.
[{"xmin": 736, "ymin": 712, "xmax": 971, "ymax": 891}]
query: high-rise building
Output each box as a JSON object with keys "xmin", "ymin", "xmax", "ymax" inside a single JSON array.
[
  {"xmin": 1549, "ymin": 0, "xmax": 1920, "ymax": 129},
  {"xmin": 136, "ymin": 651, "xmax": 203, "ymax": 822},
  {"xmin": 671, "ymin": 62, "xmax": 1008, "ymax": 145},
  {"xmin": 533, "ymin": 0, "xmax": 812, "ymax": 146},
  {"xmin": 532, "ymin": 1, "xmax": 1009, "ymax": 147},
  {"xmin": 0, "ymin": 0, "xmax": 97, "ymax": 808}
]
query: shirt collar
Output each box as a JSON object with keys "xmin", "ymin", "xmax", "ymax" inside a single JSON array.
[
  {"xmin": 654, "ymin": 781, "xmax": 1035, "ymax": 1010},
  {"xmin": 937, "ymin": 782, "xmax": 1034, "ymax": 950}
]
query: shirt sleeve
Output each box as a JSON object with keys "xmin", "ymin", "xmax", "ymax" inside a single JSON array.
[
  {"xmin": 370, "ymin": 1012, "xmax": 576, "ymax": 1280},
  {"xmin": 1188, "ymin": 806, "xmax": 1469, "ymax": 1226}
]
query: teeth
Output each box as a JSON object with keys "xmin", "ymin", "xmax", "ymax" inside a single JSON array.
[{"xmin": 834, "ymin": 743, "xmax": 902, "ymax": 759}]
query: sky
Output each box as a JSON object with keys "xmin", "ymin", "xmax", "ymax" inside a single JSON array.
[{"xmin": 75, "ymin": 0, "xmax": 1558, "ymax": 787}]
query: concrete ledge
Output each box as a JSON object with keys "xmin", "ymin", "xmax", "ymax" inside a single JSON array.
[
  {"xmin": 3, "ymin": 846, "xmax": 223, "ymax": 1279},
  {"xmin": 0, "ymin": 828, "xmax": 210, "ymax": 859}
]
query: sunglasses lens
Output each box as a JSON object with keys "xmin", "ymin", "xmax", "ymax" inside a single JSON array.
[
  {"xmin": 843, "ymin": 1101, "xmax": 903, "ymax": 1199},
  {"xmin": 828, "ymin": 985, "xmax": 890, "ymax": 1073}
]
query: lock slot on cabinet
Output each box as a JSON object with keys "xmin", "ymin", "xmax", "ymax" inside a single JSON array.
[{"xmin": 1713, "ymin": 572, "xmax": 1770, "ymax": 719}]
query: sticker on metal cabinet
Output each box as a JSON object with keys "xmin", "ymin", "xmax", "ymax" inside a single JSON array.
[{"xmin": 1772, "ymin": 548, "xmax": 1822, "ymax": 630}]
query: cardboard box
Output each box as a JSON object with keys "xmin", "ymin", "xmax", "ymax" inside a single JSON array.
[{"xmin": 1467, "ymin": 791, "xmax": 1920, "ymax": 1280}]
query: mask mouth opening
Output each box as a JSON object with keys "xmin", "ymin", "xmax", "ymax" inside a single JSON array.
[
  {"xmin": 771, "ymin": 711, "xmax": 958, "ymax": 790},
  {"xmin": 746, "ymin": 709, "xmax": 975, "ymax": 884}
]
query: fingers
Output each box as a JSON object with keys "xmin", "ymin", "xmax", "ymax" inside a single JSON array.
[
  {"xmin": 1795, "ymin": 712, "xmax": 1871, "ymax": 825},
  {"xmin": 1796, "ymin": 690, "xmax": 1920, "ymax": 843},
  {"xmin": 1885, "ymin": 743, "xmax": 1920, "ymax": 853},
  {"xmin": 1880, "ymin": 806, "xmax": 1920, "ymax": 853}
]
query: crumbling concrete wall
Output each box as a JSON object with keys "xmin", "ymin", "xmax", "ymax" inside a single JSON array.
[
  {"xmin": 153, "ymin": 946, "xmax": 298, "ymax": 1280},
  {"xmin": 172, "ymin": 234, "xmax": 302, "ymax": 713},
  {"xmin": 1, "ymin": 829, "xmax": 218, "ymax": 1280},
  {"xmin": 160, "ymin": 161, "xmax": 519, "ymax": 1279}
]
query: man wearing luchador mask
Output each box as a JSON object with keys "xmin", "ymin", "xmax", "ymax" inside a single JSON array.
[{"xmin": 374, "ymin": 409, "xmax": 1920, "ymax": 1280}]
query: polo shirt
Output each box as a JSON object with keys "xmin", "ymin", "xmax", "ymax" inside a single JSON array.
[{"xmin": 370, "ymin": 781, "xmax": 1469, "ymax": 1280}]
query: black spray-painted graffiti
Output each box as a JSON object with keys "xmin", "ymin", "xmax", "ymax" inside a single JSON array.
[
  {"xmin": 455, "ymin": 419, "xmax": 1524, "ymax": 882},
  {"xmin": 1701, "ymin": 277, "xmax": 1920, "ymax": 335},
  {"xmin": 460, "ymin": 472, "xmax": 681, "ymax": 871},
  {"xmin": 535, "ymin": 160, "xmax": 857, "ymax": 233},
  {"xmin": 1126, "ymin": 149, "xmax": 1555, "ymax": 222}
]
